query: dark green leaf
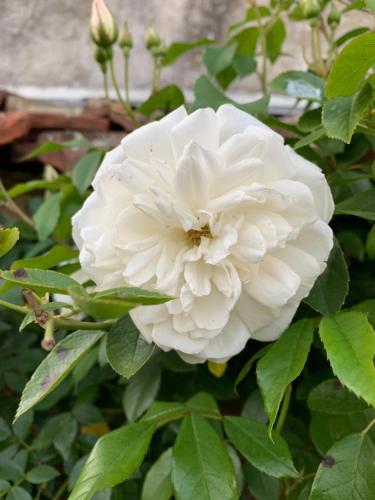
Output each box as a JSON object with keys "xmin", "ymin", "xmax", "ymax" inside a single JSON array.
[
  {"xmin": 72, "ymin": 150, "xmax": 102, "ymax": 195},
  {"xmin": 319, "ymin": 311, "xmax": 375, "ymax": 407},
  {"xmin": 266, "ymin": 18, "xmax": 285, "ymax": 62},
  {"xmin": 294, "ymin": 128, "xmax": 325, "ymax": 150},
  {"xmin": 335, "ymin": 189, "xmax": 375, "ymax": 221},
  {"xmin": 141, "ymin": 448, "xmax": 172, "ymax": 500},
  {"xmin": 304, "ymin": 239, "xmax": 349, "ymax": 316},
  {"xmin": 0, "ymin": 268, "xmax": 79, "ymax": 294},
  {"xmin": 308, "ymin": 379, "xmax": 373, "ymax": 415},
  {"xmin": 270, "ymin": 71, "xmax": 324, "ymax": 100},
  {"xmin": 21, "ymin": 137, "xmax": 89, "ymax": 161},
  {"xmin": 244, "ymin": 462, "xmax": 280, "ymax": 500},
  {"xmin": 123, "ymin": 364, "xmax": 161, "ymax": 422},
  {"xmin": 70, "ymin": 422, "xmax": 156, "ymax": 499},
  {"xmin": 15, "ymin": 330, "xmax": 105, "ymax": 421},
  {"xmin": 172, "ymin": 414, "xmax": 237, "ymax": 500},
  {"xmin": 142, "ymin": 401, "xmax": 186, "ymax": 426},
  {"xmin": 334, "ymin": 28, "xmax": 369, "ymax": 47},
  {"xmin": 138, "ymin": 85, "xmax": 185, "ymax": 116},
  {"xmin": 256, "ymin": 319, "xmax": 314, "ymax": 430},
  {"xmin": 203, "ymin": 43, "xmax": 237, "ymax": 76},
  {"xmin": 366, "ymin": 225, "xmax": 375, "ymax": 259},
  {"xmin": 33, "ymin": 193, "xmax": 61, "ymax": 241},
  {"xmin": 26, "ymin": 464, "xmax": 60, "ymax": 484},
  {"xmin": 310, "ymin": 433, "xmax": 375, "ymax": 500},
  {"xmin": 163, "ymin": 39, "xmax": 213, "ymax": 66},
  {"xmin": 6, "ymin": 179, "xmax": 64, "ymax": 199},
  {"xmin": 185, "ymin": 392, "xmax": 221, "ymax": 418},
  {"xmin": 232, "ymin": 54, "xmax": 256, "ymax": 77},
  {"xmin": 0, "ymin": 419, "xmax": 11, "ymax": 441},
  {"xmin": 5, "ymin": 486, "xmax": 32, "ymax": 500},
  {"xmin": 0, "ymin": 457, "xmax": 23, "ymax": 481},
  {"xmin": 0, "ymin": 228, "xmax": 19, "ymax": 258},
  {"xmin": 224, "ymin": 416, "xmax": 299, "ymax": 479},
  {"xmin": 191, "ymin": 75, "xmax": 269, "ymax": 116},
  {"xmin": 326, "ymin": 31, "xmax": 375, "ymax": 98},
  {"xmin": 106, "ymin": 315, "xmax": 154, "ymax": 379}
]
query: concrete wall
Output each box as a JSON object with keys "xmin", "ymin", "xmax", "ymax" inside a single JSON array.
[{"xmin": 0, "ymin": 0, "xmax": 371, "ymax": 98}]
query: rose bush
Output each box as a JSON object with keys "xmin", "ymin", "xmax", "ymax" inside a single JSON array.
[{"xmin": 73, "ymin": 104, "xmax": 334, "ymax": 363}]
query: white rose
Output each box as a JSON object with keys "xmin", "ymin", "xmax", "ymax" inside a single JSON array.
[{"xmin": 72, "ymin": 105, "xmax": 334, "ymax": 363}]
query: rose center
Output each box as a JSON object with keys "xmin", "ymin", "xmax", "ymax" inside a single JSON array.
[{"xmin": 187, "ymin": 224, "xmax": 212, "ymax": 245}]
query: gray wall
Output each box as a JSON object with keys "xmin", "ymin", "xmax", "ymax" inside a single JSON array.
[{"xmin": 0, "ymin": 0, "xmax": 370, "ymax": 97}]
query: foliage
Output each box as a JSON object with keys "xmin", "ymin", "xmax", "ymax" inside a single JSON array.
[{"xmin": 0, "ymin": 0, "xmax": 375, "ymax": 498}]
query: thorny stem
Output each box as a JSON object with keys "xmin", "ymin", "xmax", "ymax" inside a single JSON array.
[
  {"xmin": 0, "ymin": 178, "xmax": 35, "ymax": 228},
  {"xmin": 276, "ymin": 383, "xmax": 292, "ymax": 433},
  {"xmin": 0, "ymin": 297, "xmax": 114, "ymax": 331}
]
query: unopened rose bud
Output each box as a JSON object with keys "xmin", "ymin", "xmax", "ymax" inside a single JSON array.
[
  {"xmin": 301, "ymin": 0, "xmax": 321, "ymax": 18},
  {"xmin": 145, "ymin": 26, "xmax": 161, "ymax": 51},
  {"xmin": 151, "ymin": 42, "xmax": 167, "ymax": 59},
  {"xmin": 90, "ymin": 0, "xmax": 118, "ymax": 48},
  {"xmin": 328, "ymin": 4, "xmax": 341, "ymax": 28},
  {"xmin": 119, "ymin": 20, "xmax": 133, "ymax": 55}
]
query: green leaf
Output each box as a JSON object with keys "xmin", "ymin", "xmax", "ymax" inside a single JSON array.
[
  {"xmin": 21, "ymin": 137, "xmax": 89, "ymax": 161},
  {"xmin": 14, "ymin": 330, "xmax": 105, "ymax": 421},
  {"xmin": 310, "ymin": 433, "xmax": 375, "ymax": 500},
  {"xmin": 95, "ymin": 286, "xmax": 172, "ymax": 305},
  {"xmin": 322, "ymin": 84, "xmax": 372, "ymax": 143},
  {"xmin": 266, "ymin": 18, "xmax": 285, "ymax": 62},
  {"xmin": 334, "ymin": 28, "xmax": 369, "ymax": 47},
  {"xmin": 304, "ymin": 239, "xmax": 349, "ymax": 316},
  {"xmin": 0, "ymin": 480, "xmax": 10, "ymax": 494},
  {"xmin": 11, "ymin": 244, "xmax": 78, "ymax": 270},
  {"xmin": 26, "ymin": 464, "xmax": 60, "ymax": 484},
  {"xmin": 224, "ymin": 416, "xmax": 299, "ymax": 479},
  {"xmin": 308, "ymin": 379, "xmax": 373, "ymax": 415},
  {"xmin": 138, "ymin": 85, "xmax": 185, "ymax": 116},
  {"xmin": 68, "ymin": 285, "xmax": 135, "ymax": 319},
  {"xmin": 335, "ymin": 189, "xmax": 375, "ymax": 220},
  {"xmin": 351, "ymin": 299, "xmax": 375, "ymax": 326},
  {"xmin": 294, "ymin": 127, "xmax": 325, "ymax": 150},
  {"xmin": 172, "ymin": 414, "xmax": 237, "ymax": 500},
  {"xmin": 0, "ymin": 228, "xmax": 19, "ymax": 258},
  {"xmin": 244, "ymin": 463, "xmax": 280, "ymax": 500},
  {"xmin": 319, "ymin": 312, "xmax": 375, "ymax": 407},
  {"xmin": 123, "ymin": 364, "xmax": 161, "ymax": 422},
  {"xmin": 325, "ymin": 32, "xmax": 375, "ymax": 98},
  {"xmin": 191, "ymin": 75, "xmax": 269, "ymax": 116},
  {"xmin": 203, "ymin": 43, "xmax": 237, "ymax": 76},
  {"xmin": 5, "ymin": 179, "xmax": 64, "ymax": 199},
  {"xmin": 72, "ymin": 150, "xmax": 102, "ymax": 195},
  {"xmin": 33, "ymin": 193, "xmax": 61, "ymax": 241},
  {"xmin": 5, "ymin": 486, "xmax": 32, "ymax": 500},
  {"xmin": 0, "ymin": 418, "xmax": 11, "ymax": 441},
  {"xmin": 366, "ymin": 225, "xmax": 375, "ymax": 259},
  {"xmin": 229, "ymin": 27, "xmax": 259, "ymax": 56},
  {"xmin": 0, "ymin": 457, "xmax": 24, "ymax": 481},
  {"xmin": 0, "ymin": 268, "xmax": 79, "ymax": 294},
  {"xmin": 106, "ymin": 315, "xmax": 154, "ymax": 379},
  {"xmin": 309, "ymin": 408, "xmax": 375, "ymax": 454},
  {"xmin": 186, "ymin": 392, "xmax": 221, "ymax": 418},
  {"xmin": 69, "ymin": 421, "xmax": 156, "ymax": 500},
  {"xmin": 270, "ymin": 71, "xmax": 324, "ymax": 100},
  {"xmin": 13, "ymin": 410, "xmax": 33, "ymax": 440},
  {"xmin": 141, "ymin": 448, "xmax": 173, "ymax": 500},
  {"xmin": 232, "ymin": 54, "xmax": 256, "ymax": 77},
  {"xmin": 163, "ymin": 39, "xmax": 213, "ymax": 66},
  {"xmin": 256, "ymin": 319, "xmax": 314, "ymax": 430},
  {"xmin": 142, "ymin": 401, "xmax": 186, "ymax": 426}
]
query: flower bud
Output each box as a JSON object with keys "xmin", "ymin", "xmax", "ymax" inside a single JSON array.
[
  {"xmin": 145, "ymin": 26, "xmax": 162, "ymax": 51},
  {"xmin": 119, "ymin": 20, "xmax": 133, "ymax": 55},
  {"xmin": 328, "ymin": 4, "xmax": 341, "ymax": 28},
  {"xmin": 90, "ymin": 0, "xmax": 118, "ymax": 48},
  {"xmin": 301, "ymin": 0, "xmax": 321, "ymax": 18}
]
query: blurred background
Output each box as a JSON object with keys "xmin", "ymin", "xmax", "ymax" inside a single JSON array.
[{"xmin": 1, "ymin": 0, "xmax": 370, "ymax": 101}]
